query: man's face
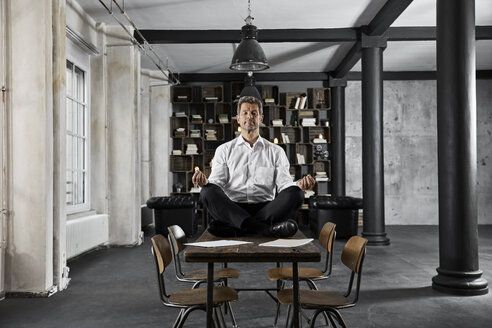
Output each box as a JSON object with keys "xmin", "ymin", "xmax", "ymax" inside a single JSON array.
[{"xmin": 237, "ymin": 102, "xmax": 264, "ymax": 133}]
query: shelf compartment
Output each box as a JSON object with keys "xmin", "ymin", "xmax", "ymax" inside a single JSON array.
[
  {"xmin": 296, "ymin": 143, "xmax": 313, "ymax": 164},
  {"xmin": 215, "ymin": 103, "xmax": 232, "ymax": 123},
  {"xmin": 189, "ymin": 103, "xmax": 205, "ymax": 124},
  {"xmin": 203, "ymin": 123, "xmax": 224, "ymax": 141},
  {"xmin": 304, "ymin": 126, "xmax": 331, "ymax": 143},
  {"xmin": 171, "ymin": 117, "xmax": 188, "ymax": 138},
  {"xmin": 284, "ymin": 92, "xmax": 308, "ymax": 110},
  {"xmin": 308, "ymin": 88, "xmax": 331, "ymax": 109},
  {"xmin": 268, "ymin": 106, "xmax": 286, "ymax": 126},
  {"xmin": 171, "ymin": 86, "xmax": 193, "ymax": 103},
  {"xmin": 313, "ymin": 161, "xmax": 332, "ymax": 181},
  {"xmin": 183, "ymin": 138, "xmax": 203, "ymax": 155},
  {"xmin": 260, "ymin": 85, "xmax": 279, "ymax": 105},
  {"xmin": 274, "ymin": 127, "xmax": 301, "ymax": 144},
  {"xmin": 201, "ymin": 85, "xmax": 223, "ymax": 102},
  {"xmin": 171, "ymin": 155, "xmax": 194, "ymax": 172}
]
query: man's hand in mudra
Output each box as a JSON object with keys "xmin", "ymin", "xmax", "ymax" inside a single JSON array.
[
  {"xmin": 297, "ymin": 174, "xmax": 316, "ymax": 190},
  {"xmin": 192, "ymin": 169, "xmax": 208, "ymax": 187}
]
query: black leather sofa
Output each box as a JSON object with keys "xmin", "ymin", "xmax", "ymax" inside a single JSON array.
[
  {"xmin": 309, "ymin": 196, "xmax": 363, "ymax": 239},
  {"xmin": 146, "ymin": 196, "xmax": 198, "ymax": 237}
]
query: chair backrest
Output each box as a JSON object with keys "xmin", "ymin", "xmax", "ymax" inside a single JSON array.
[
  {"xmin": 318, "ymin": 222, "xmax": 336, "ymax": 274},
  {"xmin": 151, "ymin": 234, "xmax": 173, "ymax": 300},
  {"xmin": 167, "ymin": 225, "xmax": 187, "ymax": 277},
  {"xmin": 341, "ymin": 236, "xmax": 367, "ymax": 273},
  {"xmin": 340, "ymin": 235, "xmax": 368, "ymax": 303}
]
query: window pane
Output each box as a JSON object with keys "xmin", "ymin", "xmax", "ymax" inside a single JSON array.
[
  {"xmin": 75, "ymin": 66, "xmax": 84, "ymax": 102},
  {"xmin": 72, "ymin": 136, "xmax": 77, "ymax": 170},
  {"xmin": 78, "ymin": 103, "xmax": 85, "ymax": 137},
  {"xmin": 66, "ymin": 99, "xmax": 72, "ymax": 132},
  {"xmin": 77, "ymin": 171, "xmax": 85, "ymax": 204},
  {"xmin": 66, "ymin": 62, "xmax": 73, "ymax": 97},
  {"xmin": 66, "ymin": 135, "xmax": 73, "ymax": 170},
  {"xmin": 77, "ymin": 137, "xmax": 84, "ymax": 171}
]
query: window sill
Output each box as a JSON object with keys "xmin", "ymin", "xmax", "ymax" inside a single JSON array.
[{"xmin": 67, "ymin": 210, "xmax": 97, "ymax": 221}]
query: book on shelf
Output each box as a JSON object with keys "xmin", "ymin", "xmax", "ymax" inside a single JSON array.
[
  {"xmin": 204, "ymin": 96, "xmax": 219, "ymax": 102},
  {"xmin": 315, "ymin": 171, "xmax": 329, "ymax": 182},
  {"xmin": 281, "ymin": 132, "xmax": 290, "ymax": 144},
  {"xmin": 299, "ymin": 94, "xmax": 307, "ymax": 109},
  {"xmin": 191, "ymin": 114, "xmax": 202, "ymax": 123},
  {"xmin": 264, "ymin": 98, "xmax": 275, "ymax": 105},
  {"xmin": 174, "ymin": 128, "xmax": 186, "ymax": 137},
  {"xmin": 176, "ymin": 95, "xmax": 189, "ymax": 102},
  {"xmin": 185, "ymin": 144, "xmax": 198, "ymax": 155},
  {"xmin": 205, "ymin": 129, "xmax": 217, "ymax": 140},
  {"xmin": 175, "ymin": 112, "xmax": 187, "ymax": 117},
  {"xmin": 313, "ymin": 137, "xmax": 327, "ymax": 143},
  {"xmin": 190, "ymin": 129, "xmax": 201, "ymax": 138},
  {"xmin": 218, "ymin": 114, "xmax": 229, "ymax": 123},
  {"xmin": 298, "ymin": 110, "xmax": 314, "ymax": 117},
  {"xmin": 296, "ymin": 153, "xmax": 305, "ymax": 165},
  {"xmin": 294, "ymin": 97, "xmax": 301, "ymax": 109},
  {"xmin": 271, "ymin": 119, "xmax": 283, "ymax": 127},
  {"xmin": 172, "ymin": 150, "xmax": 182, "ymax": 155},
  {"xmin": 301, "ymin": 118, "xmax": 316, "ymax": 126}
]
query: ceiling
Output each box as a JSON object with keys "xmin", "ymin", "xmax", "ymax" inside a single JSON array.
[{"xmin": 77, "ymin": 0, "xmax": 492, "ymax": 79}]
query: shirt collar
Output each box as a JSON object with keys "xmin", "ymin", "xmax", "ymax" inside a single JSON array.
[{"xmin": 238, "ymin": 134, "xmax": 264, "ymax": 149}]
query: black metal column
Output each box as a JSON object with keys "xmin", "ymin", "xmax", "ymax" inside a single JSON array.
[
  {"xmin": 329, "ymin": 76, "xmax": 347, "ymax": 196},
  {"xmin": 361, "ymin": 33, "xmax": 390, "ymax": 246},
  {"xmin": 432, "ymin": 0, "xmax": 488, "ymax": 295}
]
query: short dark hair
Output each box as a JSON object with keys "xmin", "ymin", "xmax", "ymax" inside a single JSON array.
[{"xmin": 237, "ymin": 96, "xmax": 263, "ymax": 116}]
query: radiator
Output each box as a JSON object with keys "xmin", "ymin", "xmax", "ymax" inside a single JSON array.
[{"xmin": 66, "ymin": 214, "xmax": 109, "ymax": 259}]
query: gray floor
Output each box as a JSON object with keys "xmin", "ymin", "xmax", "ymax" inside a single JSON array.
[{"xmin": 0, "ymin": 225, "xmax": 491, "ymax": 328}]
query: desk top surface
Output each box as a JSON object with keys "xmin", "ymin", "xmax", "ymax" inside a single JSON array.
[{"xmin": 184, "ymin": 230, "xmax": 321, "ymax": 263}]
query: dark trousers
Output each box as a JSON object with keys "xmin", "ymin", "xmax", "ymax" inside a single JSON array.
[{"xmin": 200, "ymin": 183, "xmax": 304, "ymax": 236}]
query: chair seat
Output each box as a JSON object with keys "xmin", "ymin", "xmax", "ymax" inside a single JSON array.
[
  {"xmin": 277, "ymin": 288, "xmax": 351, "ymax": 308},
  {"xmin": 184, "ymin": 267, "xmax": 240, "ymax": 280},
  {"xmin": 169, "ymin": 286, "xmax": 238, "ymax": 306},
  {"xmin": 267, "ymin": 267, "xmax": 324, "ymax": 281}
]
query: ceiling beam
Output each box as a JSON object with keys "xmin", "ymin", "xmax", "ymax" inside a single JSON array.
[
  {"xmin": 177, "ymin": 70, "xmax": 492, "ymax": 83},
  {"xmin": 134, "ymin": 28, "xmax": 358, "ymax": 44},
  {"xmin": 368, "ymin": 0, "xmax": 414, "ymax": 36},
  {"xmin": 332, "ymin": 0, "xmax": 414, "ymax": 78},
  {"xmin": 134, "ymin": 26, "xmax": 492, "ymax": 44},
  {"xmin": 178, "ymin": 72, "xmax": 330, "ymax": 83}
]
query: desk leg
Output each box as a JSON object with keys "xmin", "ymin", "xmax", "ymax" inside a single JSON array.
[
  {"xmin": 292, "ymin": 262, "xmax": 299, "ymax": 328},
  {"xmin": 207, "ymin": 262, "xmax": 214, "ymax": 328}
]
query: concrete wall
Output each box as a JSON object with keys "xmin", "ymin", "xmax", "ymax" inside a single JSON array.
[
  {"xmin": 6, "ymin": 0, "xmax": 55, "ymax": 294},
  {"xmin": 345, "ymin": 79, "xmax": 492, "ymax": 225}
]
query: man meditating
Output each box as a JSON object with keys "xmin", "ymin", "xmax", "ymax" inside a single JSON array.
[{"xmin": 192, "ymin": 95, "xmax": 315, "ymax": 238}]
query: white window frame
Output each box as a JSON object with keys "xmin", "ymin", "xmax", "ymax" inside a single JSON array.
[{"xmin": 66, "ymin": 39, "xmax": 91, "ymax": 214}]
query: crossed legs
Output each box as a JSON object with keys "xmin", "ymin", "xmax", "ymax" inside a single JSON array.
[{"xmin": 200, "ymin": 183, "xmax": 304, "ymax": 237}]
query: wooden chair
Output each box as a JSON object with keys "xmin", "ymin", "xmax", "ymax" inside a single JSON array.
[
  {"xmin": 167, "ymin": 225, "xmax": 240, "ymax": 327},
  {"xmin": 167, "ymin": 225, "xmax": 240, "ymax": 287},
  {"xmin": 267, "ymin": 222, "xmax": 336, "ymax": 326},
  {"xmin": 277, "ymin": 235, "xmax": 368, "ymax": 328},
  {"xmin": 151, "ymin": 234, "xmax": 238, "ymax": 328}
]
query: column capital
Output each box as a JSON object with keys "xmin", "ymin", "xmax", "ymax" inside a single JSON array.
[
  {"xmin": 360, "ymin": 27, "xmax": 387, "ymax": 49},
  {"xmin": 328, "ymin": 75, "xmax": 347, "ymax": 88}
]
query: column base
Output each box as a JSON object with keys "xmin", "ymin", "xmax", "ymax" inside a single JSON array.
[
  {"xmin": 432, "ymin": 268, "xmax": 488, "ymax": 296},
  {"xmin": 361, "ymin": 231, "xmax": 390, "ymax": 246}
]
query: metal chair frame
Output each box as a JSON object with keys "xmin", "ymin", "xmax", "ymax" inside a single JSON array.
[
  {"xmin": 151, "ymin": 234, "xmax": 236, "ymax": 328},
  {"xmin": 281, "ymin": 235, "xmax": 368, "ymax": 328},
  {"xmin": 269, "ymin": 222, "xmax": 336, "ymax": 326},
  {"xmin": 167, "ymin": 225, "xmax": 239, "ymax": 327}
]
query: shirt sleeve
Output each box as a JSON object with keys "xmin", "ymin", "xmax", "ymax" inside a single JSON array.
[
  {"xmin": 207, "ymin": 145, "xmax": 229, "ymax": 189},
  {"xmin": 275, "ymin": 147, "xmax": 297, "ymax": 193}
]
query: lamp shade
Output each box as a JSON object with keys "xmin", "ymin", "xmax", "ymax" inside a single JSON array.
[
  {"xmin": 239, "ymin": 73, "xmax": 261, "ymax": 99},
  {"xmin": 230, "ymin": 24, "xmax": 269, "ymax": 71}
]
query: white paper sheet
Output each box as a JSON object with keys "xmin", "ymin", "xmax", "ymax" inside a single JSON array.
[
  {"xmin": 184, "ymin": 240, "xmax": 253, "ymax": 248},
  {"xmin": 259, "ymin": 239, "xmax": 314, "ymax": 248}
]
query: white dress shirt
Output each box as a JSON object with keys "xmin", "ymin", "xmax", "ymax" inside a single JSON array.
[{"xmin": 208, "ymin": 135, "xmax": 296, "ymax": 203}]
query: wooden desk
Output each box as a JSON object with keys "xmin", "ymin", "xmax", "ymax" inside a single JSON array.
[{"xmin": 185, "ymin": 230, "xmax": 321, "ymax": 328}]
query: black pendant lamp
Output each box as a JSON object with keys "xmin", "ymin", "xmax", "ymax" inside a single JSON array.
[
  {"xmin": 230, "ymin": 0, "xmax": 269, "ymax": 71},
  {"xmin": 239, "ymin": 72, "xmax": 261, "ymax": 99}
]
